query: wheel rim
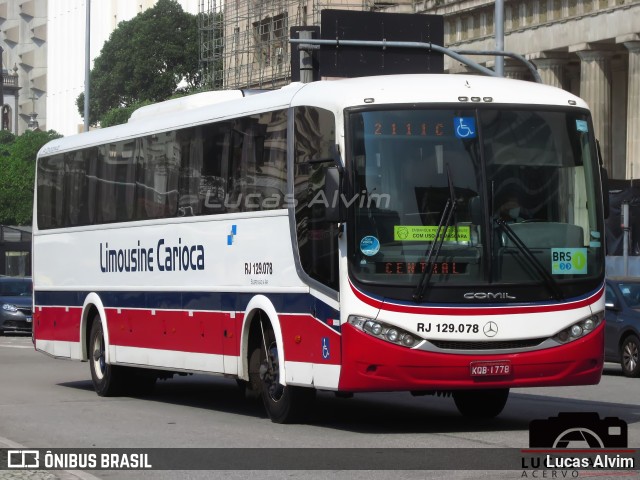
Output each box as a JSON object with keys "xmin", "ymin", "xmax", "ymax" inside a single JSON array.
[
  {"xmin": 622, "ymin": 340, "xmax": 639, "ymax": 373},
  {"xmin": 92, "ymin": 332, "xmax": 106, "ymax": 380},
  {"xmin": 263, "ymin": 341, "xmax": 284, "ymax": 402}
]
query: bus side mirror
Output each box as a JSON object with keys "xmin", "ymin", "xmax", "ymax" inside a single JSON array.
[
  {"xmin": 596, "ymin": 139, "xmax": 609, "ymax": 219},
  {"xmin": 323, "ymin": 166, "xmax": 345, "ymax": 223},
  {"xmin": 601, "ymin": 166, "xmax": 610, "ymax": 219}
]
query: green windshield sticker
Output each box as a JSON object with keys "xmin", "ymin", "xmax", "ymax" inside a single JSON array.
[
  {"xmin": 394, "ymin": 226, "xmax": 471, "ymax": 242},
  {"xmin": 551, "ymin": 248, "xmax": 588, "ymax": 275}
]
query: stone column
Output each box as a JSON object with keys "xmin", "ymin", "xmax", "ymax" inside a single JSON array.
[
  {"xmin": 625, "ymin": 41, "xmax": 640, "ymax": 180},
  {"xmin": 504, "ymin": 65, "xmax": 529, "ymax": 80},
  {"xmin": 532, "ymin": 57, "xmax": 565, "ymax": 88},
  {"xmin": 576, "ymin": 48, "xmax": 614, "ymax": 172}
]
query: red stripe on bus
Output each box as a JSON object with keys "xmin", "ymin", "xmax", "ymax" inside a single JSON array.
[
  {"xmin": 349, "ymin": 281, "xmax": 604, "ymax": 316},
  {"xmin": 34, "ymin": 306, "xmax": 341, "ymax": 364},
  {"xmin": 34, "ymin": 307, "xmax": 81, "ymax": 342},
  {"xmin": 107, "ymin": 308, "xmax": 229, "ymax": 355},
  {"xmin": 280, "ymin": 314, "xmax": 341, "ymax": 365}
]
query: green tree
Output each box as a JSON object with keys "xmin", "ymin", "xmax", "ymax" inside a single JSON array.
[
  {"xmin": 77, "ymin": 0, "xmax": 201, "ymax": 126},
  {"xmin": 0, "ymin": 130, "xmax": 62, "ymax": 225},
  {"xmin": 99, "ymin": 99, "xmax": 152, "ymax": 128},
  {"xmin": 0, "ymin": 130, "xmax": 16, "ymax": 145}
]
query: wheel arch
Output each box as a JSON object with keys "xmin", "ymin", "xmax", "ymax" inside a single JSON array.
[
  {"xmin": 81, "ymin": 293, "xmax": 110, "ymax": 363},
  {"xmin": 618, "ymin": 328, "xmax": 640, "ymax": 350},
  {"xmin": 238, "ymin": 295, "xmax": 286, "ymax": 385}
]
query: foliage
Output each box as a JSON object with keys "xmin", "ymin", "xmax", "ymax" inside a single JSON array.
[
  {"xmin": 99, "ymin": 99, "xmax": 153, "ymax": 128},
  {"xmin": 77, "ymin": 0, "xmax": 201, "ymax": 126},
  {"xmin": 0, "ymin": 130, "xmax": 62, "ymax": 225},
  {"xmin": 0, "ymin": 130, "xmax": 16, "ymax": 148}
]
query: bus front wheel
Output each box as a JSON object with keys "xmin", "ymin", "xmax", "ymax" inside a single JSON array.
[
  {"xmin": 453, "ymin": 388, "xmax": 509, "ymax": 418},
  {"xmin": 89, "ymin": 319, "xmax": 126, "ymax": 396},
  {"xmin": 250, "ymin": 325, "xmax": 315, "ymax": 423}
]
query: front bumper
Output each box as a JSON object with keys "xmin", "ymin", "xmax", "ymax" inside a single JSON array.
[
  {"xmin": 338, "ymin": 322, "xmax": 604, "ymax": 391},
  {"xmin": 0, "ymin": 314, "xmax": 33, "ymax": 334}
]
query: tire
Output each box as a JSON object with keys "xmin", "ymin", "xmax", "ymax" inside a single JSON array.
[
  {"xmin": 89, "ymin": 319, "xmax": 126, "ymax": 396},
  {"xmin": 620, "ymin": 335, "xmax": 640, "ymax": 378},
  {"xmin": 250, "ymin": 326, "xmax": 315, "ymax": 423},
  {"xmin": 453, "ymin": 388, "xmax": 509, "ymax": 418}
]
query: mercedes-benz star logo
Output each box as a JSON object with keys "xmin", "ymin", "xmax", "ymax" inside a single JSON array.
[{"xmin": 483, "ymin": 321, "xmax": 498, "ymax": 337}]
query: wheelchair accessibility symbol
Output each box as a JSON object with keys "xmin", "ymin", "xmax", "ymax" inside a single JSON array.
[
  {"xmin": 454, "ymin": 117, "xmax": 476, "ymax": 139},
  {"xmin": 322, "ymin": 337, "xmax": 330, "ymax": 360}
]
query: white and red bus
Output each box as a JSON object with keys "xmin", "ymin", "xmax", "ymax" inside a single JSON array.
[{"xmin": 33, "ymin": 70, "xmax": 606, "ymax": 422}]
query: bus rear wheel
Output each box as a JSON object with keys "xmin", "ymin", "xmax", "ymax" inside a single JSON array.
[
  {"xmin": 453, "ymin": 388, "xmax": 509, "ymax": 418},
  {"xmin": 89, "ymin": 319, "xmax": 126, "ymax": 396},
  {"xmin": 250, "ymin": 325, "xmax": 315, "ymax": 423}
]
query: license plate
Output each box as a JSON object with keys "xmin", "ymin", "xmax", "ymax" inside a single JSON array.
[{"xmin": 469, "ymin": 360, "xmax": 512, "ymax": 377}]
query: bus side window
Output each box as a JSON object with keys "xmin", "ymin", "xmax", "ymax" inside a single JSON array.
[
  {"xmin": 258, "ymin": 110, "xmax": 287, "ymax": 210},
  {"xmin": 199, "ymin": 123, "xmax": 231, "ymax": 215},
  {"xmin": 294, "ymin": 106, "xmax": 339, "ymax": 291},
  {"xmin": 136, "ymin": 132, "xmax": 180, "ymax": 220},
  {"xmin": 37, "ymin": 154, "xmax": 65, "ymax": 229},
  {"xmin": 177, "ymin": 127, "xmax": 200, "ymax": 217},
  {"xmin": 227, "ymin": 125, "xmax": 246, "ymax": 214},
  {"xmin": 65, "ymin": 151, "xmax": 89, "ymax": 227}
]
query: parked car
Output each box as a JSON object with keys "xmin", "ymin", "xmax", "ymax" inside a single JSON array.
[
  {"xmin": 0, "ymin": 276, "xmax": 33, "ymax": 335},
  {"xmin": 604, "ymin": 277, "xmax": 640, "ymax": 377}
]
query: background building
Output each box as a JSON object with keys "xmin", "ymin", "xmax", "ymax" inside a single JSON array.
[
  {"xmin": 47, "ymin": 0, "xmax": 199, "ymax": 136},
  {"xmin": 201, "ymin": 0, "xmax": 363, "ymax": 90},
  {"xmin": 0, "ymin": 225, "xmax": 31, "ymax": 276},
  {"xmin": 408, "ymin": 0, "xmax": 640, "ymax": 183},
  {"xmin": 1, "ymin": 62, "xmax": 20, "ymax": 135},
  {"xmin": 0, "ymin": 0, "xmax": 199, "ymax": 136},
  {"xmin": 2, "ymin": 0, "xmax": 639, "ymax": 182},
  {"xmin": 0, "ymin": 0, "xmax": 47, "ymax": 134},
  {"xmin": 209, "ymin": 0, "xmax": 640, "ymax": 181}
]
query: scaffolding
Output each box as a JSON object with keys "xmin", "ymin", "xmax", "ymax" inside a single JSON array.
[
  {"xmin": 199, "ymin": 0, "xmax": 368, "ymax": 90},
  {"xmin": 199, "ymin": 0, "xmax": 224, "ymax": 89}
]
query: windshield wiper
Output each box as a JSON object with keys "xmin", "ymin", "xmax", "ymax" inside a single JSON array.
[
  {"xmin": 413, "ymin": 165, "xmax": 457, "ymax": 303},
  {"xmin": 494, "ymin": 218, "xmax": 564, "ymax": 300}
]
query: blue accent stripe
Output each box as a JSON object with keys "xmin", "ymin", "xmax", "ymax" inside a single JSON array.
[{"xmin": 34, "ymin": 290, "xmax": 340, "ymax": 331}]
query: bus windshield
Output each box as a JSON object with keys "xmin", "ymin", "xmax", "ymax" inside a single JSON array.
[{"xmin": 347, "ymin": 107, "xmax": 604, "ymax": 300}]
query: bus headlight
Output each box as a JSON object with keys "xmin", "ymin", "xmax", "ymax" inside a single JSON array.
[
  {"xmin": 386, "ymin": 329, "xmax": 399, "ymax": 342},
  {"xmin": 348, "ymin": 315, "xmax": 420, "ymax": 349},
  {"xmin": 364, "ymin": 320, "xmax": 383, "ymax": 336},
  {"xmin": 552, "ymin": 312, "xmax": 603, "ymax": 345}
]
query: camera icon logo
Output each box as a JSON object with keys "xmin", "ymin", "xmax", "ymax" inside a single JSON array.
[
  {"xmin": 529, "ymin": 412, "xmax": 627, "ymax": 448},
  {"xmin": 7, "ymin": 450, "xmax": 40, "ymax": 469}
]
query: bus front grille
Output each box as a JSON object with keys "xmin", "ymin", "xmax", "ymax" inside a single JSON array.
[{"xmin": 429, "ymin": 338, "xmax": 545, "ymax": 350}]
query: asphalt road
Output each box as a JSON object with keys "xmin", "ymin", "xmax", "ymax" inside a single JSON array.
[{"xmin": 0, "ymin": 334, "xmax": 638, "ymax": 480}]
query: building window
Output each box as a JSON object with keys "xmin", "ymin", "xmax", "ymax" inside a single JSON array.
[
  {"xmin": 466, "ymin": 15, "xmax": 475, "ymax": 39},
  {"xmin": 2, "ymin": 105, "xmax": 11, "ymax": 131},
  {"xmin": 532, "ymin": 0, "xmax": 540, "ymax": 24},
  {"xmin": 505, "ymin": 5, "xmax": 513, "ymax": 30},
  {"xmin": 252, "ymin": 13, "xmax": 287, "ymax": 67}
]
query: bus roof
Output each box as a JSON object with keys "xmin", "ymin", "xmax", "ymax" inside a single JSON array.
[
  {"xmin": 38, "ymin": 74, "xmax": 588, "ymax": 158},
  {"xmin": 289, "ymin": 74, "xmax": 588, "ymax": 112}
]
